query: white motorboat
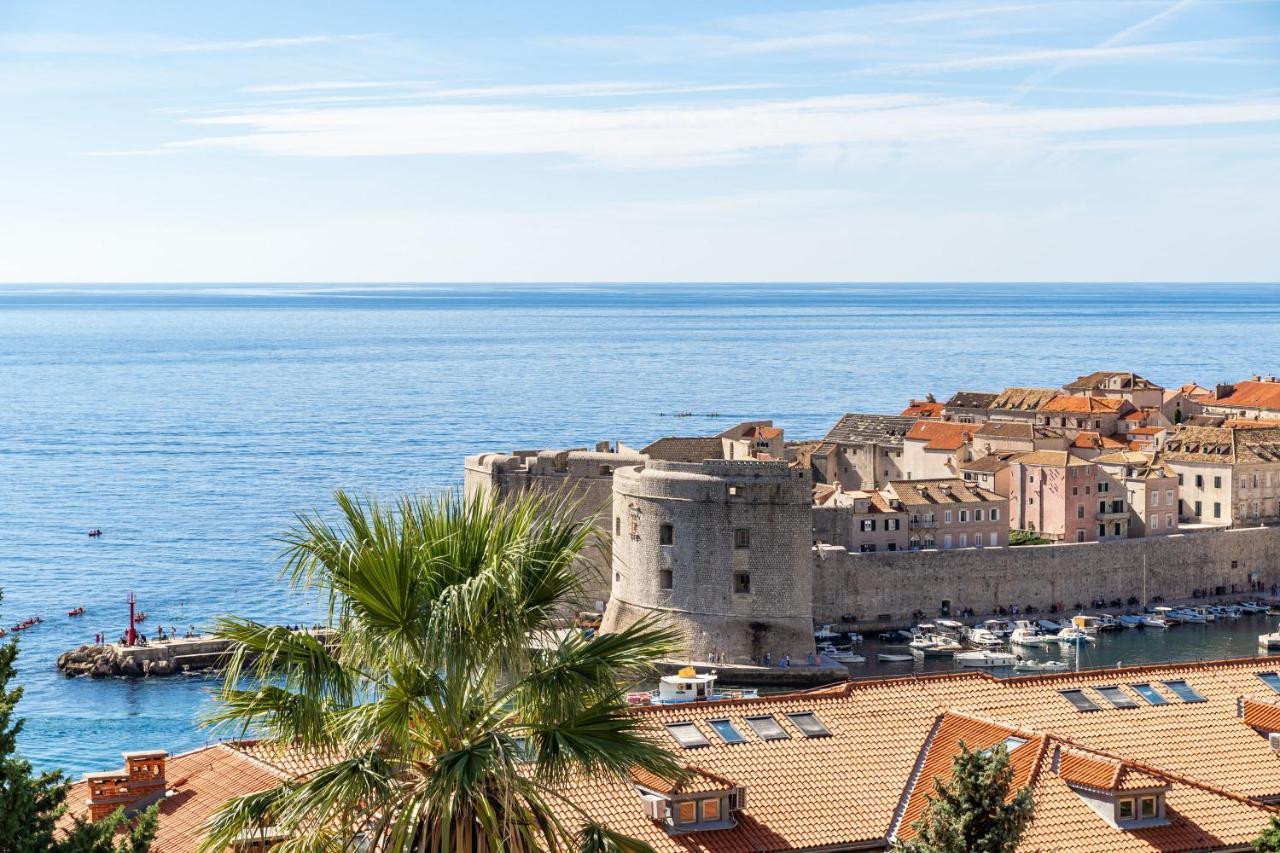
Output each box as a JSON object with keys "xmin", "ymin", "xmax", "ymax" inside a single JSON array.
[
  {"xmin": 1188, "ymin": 606, "xmax": 1216, "ymax": 622},
  {"xmin": 877, "ymin": 653, "xmax": 915, "ymax": 662},
  {"xmin": 1173, "ymin": 608, "xmax": 1207, "ymax": 624},
  {"xmin": 814, "ymin": 624, "xmax": 840, "ymax": 641},
  {"xmin": 955, "ymin": 650, "xmax": 1018, "ymax": 668},
  {"xmin": 1010, "ymin": 620, "xmax": 1055, "ymax": 647},
  {"xmin": 1261, "ymin": 627, "xmax": 1280, "ymax": 652},
  {"xmin": 1093, "ymin": 614, "xmax": 1121, "ymax": 631},
  {"xmin": 1013, "ymin": 659, "xmax": 1070, "ymax": 672},
  {"xmin": 967, "ymin": 628, "xmax": 1005, "ymax": 648},
  {"xmin": 630, "ymin": 669, "xmax": 759, "ymax": 705},
  {"xmin": 910, "ymin": 633, "xmax": 963, "ymax": 656},
  {"xmin": 1241, "ymin": 601, "xmax": 1270, "ymax": 614},
  {"xmin": 935, "ymin": 619, "xmax": 967, "ymax": 637},
  {"xmin": 818, "ymin": 644, "xmax": 865, "ymax": 664},
  {"xmin": 1221, "ymin": 605, "xmax": 1244, "ymax": 619},
  {"xmin": 1141, "ymin": 614, "xmax": 1171, "ymax": 629},
  {"xmin": 978, "ymin": 619, "xmax": 1015, "ymax": 638},
  {"xmin": 1056, "ymin": 625, "xmax": 1096, "ymax": 645},
  {"xmin": 1117, "ymin": 614, "xmax": 1144, "ymax": 628},
  {"xmin": 1152, "ymin": 606, "xmax": 1183, "ymax": 624},
  {"xmin": 847, "ymin": 632, "xmax": 864, "ymax": 645},
  {"xmin": 1068, "ymin": 614, "xmax": 1101, "ymax": 635}
]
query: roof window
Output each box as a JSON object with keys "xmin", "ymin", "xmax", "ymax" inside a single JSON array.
[
  {"xmin": 1129, "ymin": 683, "xmax": 1169, "ymax": 705},
  {"xmin": 1161, "ymin": 680, "xmax": 1206, "ymax": 703},
  {"xmin": 785, "ymin": 712, "xmax": 831, "ymax": 738},
  {"xmin": 665, "ymin": 722, "xmax": 710, "ymax": 749},
  {"xmin": 1060, "ymin": 689, "xmax": 1100, "ymax": 712},
  {"xmin": 744, "ymin": 715, "xmax": 790, "ymax": 741},
  {"xmin": 707, "ymin": 718, "xmax": 747, "ymax": 745},
  {"xmin": 1094, "ymin": 686, "xmax": 1138, "ymax": 709},
  {"xmin": 1257, "ymin": 672, "xmax": 1280, "ymax": 694}
]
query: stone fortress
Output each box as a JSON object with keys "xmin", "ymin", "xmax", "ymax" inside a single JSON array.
[{"xmin": 465, "ymin": 375, "xmax": 1280, "ymax": 664}]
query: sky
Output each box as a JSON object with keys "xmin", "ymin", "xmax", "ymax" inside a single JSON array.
[{"xmin": 1, "ymin": 0, "xmax": 1278, "ymax": 283}]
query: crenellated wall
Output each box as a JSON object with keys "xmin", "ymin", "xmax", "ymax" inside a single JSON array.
[{"xmin": 812, "ymin": 526, "xmax": 1280, "ymax": 624}]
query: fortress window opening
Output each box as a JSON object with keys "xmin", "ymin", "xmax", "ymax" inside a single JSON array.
[
  {"xmin": 660, "ymin": 523, "xmax": 674, "ymax": 545},
  {"xmin": 734, "ymin": 528, "xmax": 751, "ymax": 549}
]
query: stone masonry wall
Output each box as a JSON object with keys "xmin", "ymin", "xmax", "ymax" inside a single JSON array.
[{"xmin": 813, "ymin": 526, "xmax": 1280, "ymax": 624}]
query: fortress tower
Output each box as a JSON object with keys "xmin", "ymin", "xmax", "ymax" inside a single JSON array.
[{"xmin": 602, "ymin": 459, "xmax": 815, "ymax": 664}]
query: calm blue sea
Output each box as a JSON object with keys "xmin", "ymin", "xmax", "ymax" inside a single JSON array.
[{"xmin": 2, "ymin": 282, "xmax": 1279, "ymax": 775}]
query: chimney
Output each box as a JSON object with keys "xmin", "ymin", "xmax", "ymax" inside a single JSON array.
[
  {"xmin": 1253, "ymin": 374, "xmax": 1262, "ymax": 382},
  {"xmin": 1216, "ymin": 383, "xmax": 1235, "ymax": 400},
  {"xmin": 85, "ymin": 750, "xmax": 168, "ymax": 821}
]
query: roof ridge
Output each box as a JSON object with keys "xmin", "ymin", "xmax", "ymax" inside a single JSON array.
[
  {"xmin": 219, "ymin": 740, "xmax": 300, "ymax": 781},
  {"xmin": 887, "ymin": 712, "xmax": 945, "ymax": 843}
]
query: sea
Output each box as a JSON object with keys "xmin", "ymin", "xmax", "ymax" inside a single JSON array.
[{"xmin": 3, "ymin": 281, "xmax": 1280, "ymax": 775}]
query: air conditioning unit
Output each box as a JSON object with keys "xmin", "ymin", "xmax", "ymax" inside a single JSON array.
[
  {"xmin": 641, "ymin": 795, "xmax": 669, "ymax": 821},
  {"xmin": 1269, "ymin": 732, "xmax": 1280, "ymax": 752},
  {"xmin": 729, "ymin": 788, "xmax": 747, "ymax": 811}
]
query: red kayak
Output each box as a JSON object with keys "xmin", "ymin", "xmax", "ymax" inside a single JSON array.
[{"xmin": 67, "ymin": 606, "xmax": 85, "ymax": 617}]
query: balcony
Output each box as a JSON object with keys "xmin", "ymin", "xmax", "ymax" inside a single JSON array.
[
  {"xmin": 1096, "ymin": 510, "xmax": 1129, "ymax": 520},
  {"xmin": 911, "ymin": 519, "xmax": 938, "ymax": 528}
]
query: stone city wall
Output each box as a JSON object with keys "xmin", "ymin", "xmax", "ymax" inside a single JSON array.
[{"xmin": 812, "ymin": 526, "xmax": 1280, "ymax": 625}]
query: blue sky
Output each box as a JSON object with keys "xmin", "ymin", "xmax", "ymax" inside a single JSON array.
[{"xmin": 1, "ymin": 0, "xmax": 1278, "ymax": 282}]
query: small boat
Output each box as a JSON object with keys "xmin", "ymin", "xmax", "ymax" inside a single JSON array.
[
  {"xmin": 878, "ymin": 629, "xmax": 913, "ymax": 643},
  {"xmin": 967, "ymin": 628, "xmax": 1005, "ymax": 648},
  {"xmin": 817, "ymin": 643, "xmax": 864, "ymax": 664},
  {"xmin": 133, "ymin": 612, "xmax": 147, "ymax": 623},
  {"xmin": 1010, "ymin": 620, "xmax": 1055, "ymax": 647},
  {"xmin": 0, "ymin": 628, "xmax": 6, "ymax": 638},
  {"xmin": 1037, "ymin": 619, "xmax": 1064, "ymax": 634},
  {"xmin": 935, "ymin": 619, "xmax": 967, "ymax": 637},
  {"xmin": 1141, "ymin": 614, "xmax": 1171, "ymax": 629},
  {"xmin": 1092, "ymin": 614, "xmax": 1121, "ymax": 631},
  {"xmin": 1013, "ymin": 659, "xmax": 1069, "ymax": 672},
  {"xmin": 1172, "ymin": 608, "xmax": 1206, "ymax": 624},
  {"xmin": 955, "ymin": 650, "xmax": 1018, "ymax": 668},
  {"xmin": 978, "ymin": 619, "xmax": 1015, "ymax": 638},
  {"xmin": 1261, "ymin": 626, "xmax": 1280, "ymax": 652},
  {"xmin": 813, "ymin": 624, "xmax": 840, "ymax": 641},
  {"xmin": 847, "ymin": 632, "xmax": 864, "ymax": 645},
  {"xmin": 1187, "ymin": 606, "xmax": 1216, "ymax": 623},
  {"xmin": 629, "ymin": 668, "xmax": 760, "ymax": 705},
  {"xmin": 1152, "ymin": 606, "xmax": 1183, "ymax": 624},
  {"xmin": 1240, "ymin": 601, "xmax": 1269, "ymax": 614},
  {"xmin": 1117, "ymin": 614, "xmax": 1144, "ymax": 628},
  {"xmin": 909, "ymin": 633, "xmax": 963, "ymax": 656},
  {"xmin": 1221, "ymin": 605, "xmax": 1244, "ymax": 619},
  {"xmin": 1056, "ymin": 625, "xmax": 1096, "ymax": 645},
  {"xmin": 67, "ymin": 606, "xmax": 85, "ymax": 617},
  {"xmin": 877, "ymin": 653, "xmax": 914, "ymax": 663}
]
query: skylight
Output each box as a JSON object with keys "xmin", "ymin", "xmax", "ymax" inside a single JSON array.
[
  {"xmin": 1094, "ymin": 685, "xmax": 1138, "ymax": 709},
  {"xmin": 1161, "ymin": 680, "xmax": 1206, "ymax": 703},
  {"xmin": 1257, "ymin": 672, "xmax": 1280, "ymax": 694},
  {"xmin": 1060, "ymin": 689, "xmax": 1100, "ymax": 712},
  {"xmin": 785, "ymin": 712, "xmax": 832, "ymax": 738},
  {"xmin": 708, "ymin": 718, "xmax": 747, "ymax": 745},
  {"xmin": 1003, "ymin": 735, "xmax": 1028, "ymax": 752},
  {"xmin": 665, "ymin": 722, "xmax": 709, "ymax": 748},
  {"xmin": 744, "ymin": 715, "xmax": 790, "ymax": 741},
  {"xmin": 1129, "ymin": 683, "xmax": 1169, "ymax": 705}
]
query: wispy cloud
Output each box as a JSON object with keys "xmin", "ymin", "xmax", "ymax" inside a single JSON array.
[
  {"xmin": 0, "ymin": 31, "xmax": 379, "ymax": 56},
  {"xmin": 167, "ymin": 93, "xmax": 1280, "ymax": 167},
  {"xmin": 886, "ymin": 36, "xmax": 1277, "ymax": 73},
  {"xmin": 162, "ymin": 34, "xmax": 379, "ymax": 53}
]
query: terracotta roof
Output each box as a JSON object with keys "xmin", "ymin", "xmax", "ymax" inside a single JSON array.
[
  {"xmin": 900, "ymin": 400, "xmax": 945, "ymax": 418},
  {"xmin": 1210, "ymin": 380, "xmax": 1280, "ymax": 412},
  {"xmin": 1011, "ymin": 450, "xmax": 1093, "ymax": 468},
  {"xmin": 1073, "ymin": 432, "xmax": 1129, "ymax": 450},
  {"xmin": 1127, "ymin": 426, "xmax": 1166, "ymax": 436},
  {"xmin": 1058, "ymin": 749, "xmax": 1167, "ymax": 793},
  {"xmin": 889, "ymin": 478, "xmax": 1003, "ymax": 505},
  {"xmin": 943, "ymin": 391, "xmax": 999, "ymax": 410},
  {"xmin": 976, "ymin": 421, "xmax": 1036, "ymax": 439},
  {"xmin": 905, "ymin": 420, "xmax": 973, "ymax": 451},
  {"xmin": 629, "ymin": 764, "xmax": 739, "ymax": 796},
  {"xmin": 960, "ymin": 453, "xmax": 1012, "ymax": 473},
  {"xmin": 642, "ymin": 437, "xmax": 724, "ymax": 463},
  {"xmin": 1223, "ymin": 419, "xmax": 1280, "ymax": 430},
  {"xmin": 60, "ymin": 744, "xmax": 287, "ymax": 853},
  {"xmin": 1095, "ymin": 450, "xmax": 1157, "ymax": 466},
  {"xmin": 1163, "ymin": 427, "xmax": 1236, "ymax": 463},
  {"xmin": 991, "ymin": 387, "xmax": 1061, "ymax": 412},
  {"xmin": 1040, "ymin": 395, "xmax": 1128, "ymax": 415},
  {"xmin": 1064, "ymin": 371, "xmax": 1162, "ymax": 393},
  {"xmin": 1242, "ymin": 698, "xmax": 1280, "ymax": 733},
  {"xmin": 822, "ymin": 413, "xmax": 916, "ymax": 447}
]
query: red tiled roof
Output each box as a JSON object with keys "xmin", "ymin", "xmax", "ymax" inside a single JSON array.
[
  {"xmin": 901, "ymin": 400, "xmax": 945, "ymax": 418},
  {"xmin": 905, "ymin": 420, "xmax": 973, "ymax": 451},
  {"xmin": 1212, "ymin": 381, "xmax": 1280, "ymax": 411},
  {"xmin": 1242, "ymin": 698, "xmax": 1280, "ymax": 733},
  {"xmin": 1040, "ymin": 395, "xmax": 1128, "ymax": 415}
]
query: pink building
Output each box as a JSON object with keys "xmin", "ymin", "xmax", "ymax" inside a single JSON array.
[{"xmin": 1008, "ymin": 450, "xmax": 1128, "ymax": 542}]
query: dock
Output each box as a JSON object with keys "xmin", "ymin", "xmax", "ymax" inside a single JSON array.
[{"xmin": 56, "ymin": 631, "xmax": 330, "ymax": 678}]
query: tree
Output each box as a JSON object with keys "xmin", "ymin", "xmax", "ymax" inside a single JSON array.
[
  {"xmin": 1253, "ymin": 815, "xmax": 1280, "ymax": 851},
  {"xmin": 200, "ymin": 490, "xmax": 683, "ymax": 852},
  {"xmin": 0, "ymin": 590, "xmax": 158, "ymax": 853},
  {"xmin": 897, "ymin": 741, "xmax": 1034, "ymax": 853}
]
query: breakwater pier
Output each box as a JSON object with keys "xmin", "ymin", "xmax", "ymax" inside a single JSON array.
[{"xmin": 56, "ymin": 630, "xmax": 332, "ymax": 678}]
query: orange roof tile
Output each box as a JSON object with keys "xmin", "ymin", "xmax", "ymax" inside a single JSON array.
[
  {"xmin": 901, "ymin": 400, "xmax": 945, "ymax": 418},
  {"xmin": 1040, "ymin": 395, "xmax": 1128, "ymax": 415},
  {"xmin": 905, "ymin": 420, "xmax": 973, "ymax": 451},
  {"xmin": 1243, "ymin": 698, "xmax": 1280, "ymax": 733},
  {"xmin": 1212, "ymin": 380, "xmax": 1280, "ymax": 412}
]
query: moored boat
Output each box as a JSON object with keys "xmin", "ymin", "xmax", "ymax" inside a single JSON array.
[
  {"xmin": 909, "ymin": 633, "xmax": 962, "ymax": 656},
  {"xmin": 955, "ymin": 650, "xmax": 1018, "ymax": 668},
  {"xmin": 1010, "ymin": 620, "xmax": 1055, "ymax": 647},
  {"xmin": 1117, "ymin": 614, "xmax": 1144, "ymax": 628},
  {"xmin": 966, "ymin": 627, "xmax": 1005, "ymax": 648},
  {"xmin": 1056, "ymin": 625, "xmax": 1096, "ymax": 645},
  {"xmin": 1013, "ymin": 658, "xmax": 1069, "ymax": 672},
  {"xmin": 630, "ymin": 668, "xmax": 760, "ymax": 705},
  {"xmin": 1141, "ymin": 614, "xmax": 1171, "ymax": 629},
  {"xmin": 877, "ymin": 653, "xmax": 914, "ymax": 662}
]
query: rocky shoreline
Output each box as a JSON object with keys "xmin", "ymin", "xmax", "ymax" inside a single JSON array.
[{"xmin": 56, "ymin": 635, "xmax": 242, "ymax": 678}]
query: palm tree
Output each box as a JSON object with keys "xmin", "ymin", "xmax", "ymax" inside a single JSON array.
[{"xmin": 199, "ymin": 490, "xmax": 682, "ymax": 853}]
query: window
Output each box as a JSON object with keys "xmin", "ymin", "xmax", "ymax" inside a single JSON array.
[
  {"xmin": 1195, "ymin": 474, "xmax": 1204, "ymax": 488},
  {"xmin": 615, "ymin": 518, "xmax": 621, "ymax": 536},
  {"xmin": 1076, "ymin": 530, "xmax": 1085, "ymax": 542},
  {"xmin": 959, "ymin": 533, "xmax": 968, "ymax": 547},
  {"xmin": 734, "ymin": 528, "xmax": 750, "ymax": 549},
  {"xmin": 1113, "ymin": 522, "xmax": 1121, "ymax": 536},
  {"xmin": 659, "ymin": 569, "xmax": 673, "ymax": 590},
  {"xmin": 975, "ymin": 509, "xmax": 984, "ymax": 522},
  {"xmin": 944, "ymin": 510, "xmax": 953, "ymax": 524},
  {"xmin": 1213, "ymin": 502, "xmax": 1222, "ymax": 519},
  {"xmin": 943, "ymin": 534, "xmax": 953, "ymax": 549},
  {"xmin": 974, "ymin": 532, "xmax": 984, "ymax": 547},
  {"xmin": 888, "ymin": 518, "xmax": 900, "ymax": 531},
  {"xmin": 728, "ymin": 485, "xmax": 741, "ymax": 497},
  {"xmin": 745, "ymin": 715, "xmax": 789, "ymax": 740},
  {"xmin": 701, "ymin": 798, "xmax": 721, "ymax": 822},
  {"xmin": 1098, "ymin": 524, "xmax": 1105, "ymax": 537},
  {"xmin": 1117, "ymin": 798, "xmax": 1135, "ymax": 821},
  {"xmin": 659, "ymin": 524, "xmax": 673, "ymax": 545},
  {"xmin": 666, "ymin": 722, "xmax": 709, "ymax": 748},
  {"xmin": 959, "ymin": 510, "xmax": 969, "ymax": 523},
  {"xmin": 1094, "ymin": 685, "xmax": 1138, "ymax": 709},
  {"xmin": 860, "ymin": 543, "xmax": 876, "ymax": 553},
  {"xmin": 1257, "ymin": 672, "xmax": 1280, "ymax": 694},
  {"xmin": 1161, "ymin": 680, "xmax": 1206, "ymax": 702},
  {"xmin": 1099, "ymin": 482, "xmax": 1110, "ymax": 493},
  {"xmin": 1139, "ymin": 796, "xmax": 1158, "ymax": 818},
  {"xmin": 1194, "ymin": 500, "xmax": 1202, "ymax": 517},
  {"xmin": 887, "ymin": 542, "xmax": 897, "ymax": 551},
  {"xmin": 733, "ymin": 571, "xmax": 751, "ymax": 593},
  {"xmin": 1151, "ymin": 491, "xmax": 1159, "ymax": 506},
  {"xmin": 677, "ymin": 800, "xmax": 698, "ymax": 824},
  {"xmin": 785, "ymin": 712, "xmax": 832, "ymax": 737},
  {"xmin": 1077, "ymin": 505, "xmax": 1085, "ymax": 519},
  {"xmin": 860, "ymin": 519, "xmax": 875, "ymax": 532},
  {"xmin": 1002, "ymin": 735, "xmax": 1028, "ymax": 752},
  {"xmin": 1072, "ymin": 486, "xmax": 1079, "ymax": 496},
  {"xmin": 1215, "ymin": 475, "xmax": 1223, "ymax": 489},
  {"xmin": 1098, "ymin": 500, "xmax": 1106, "ymax": 514},
  {"xmin": 991, "ymin": 508, "xmax": 1000, "ymax": 521},
  {"xmin": 708, "ymin": 719, "xmax": 747, "ymax": 744},
  {"xmin": 1151, "ymin": 515, "xmax": 1159, "ymax": 530},
  {"xmin": 1060, "ymin": 689, "xmax": 1100, "ymax": 712},
  {"xmin": 1178, "ymin": 473, "xmax": 1184, "ymax": 486},
  {"xmin": 1129, "ymin": 683, "xmax": 1168, "ymax": 705},
  {"xmin": 1165, "ymin": 489, "xmax": 1174, "ymax": 504}
]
